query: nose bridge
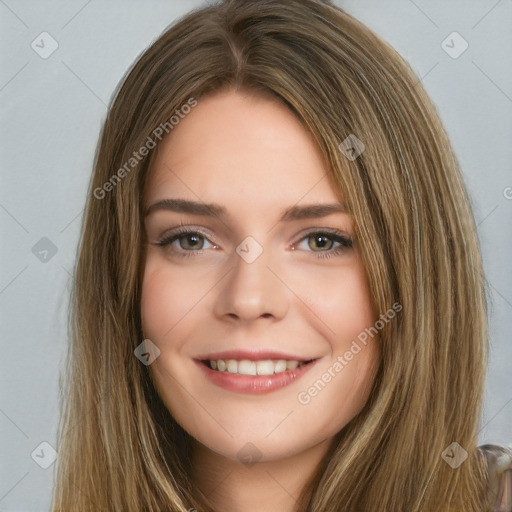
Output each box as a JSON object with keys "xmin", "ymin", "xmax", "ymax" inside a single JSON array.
[{"xmin": 215, "ymin": 234, "xmax": 288, "ymax": 322}]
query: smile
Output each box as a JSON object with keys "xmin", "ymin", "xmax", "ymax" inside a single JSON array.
[
  {"xmin": 204, "ymin": 358, "xmax": 312, "ymax": 375},
  {"xmin": 195, "ymin": 358, "xmax": 318, "ymax": 394}
]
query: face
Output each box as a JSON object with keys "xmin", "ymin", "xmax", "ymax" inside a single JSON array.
[{"xmin": 141, "ymin": 89, "xmax": 379, "ymax": 463}]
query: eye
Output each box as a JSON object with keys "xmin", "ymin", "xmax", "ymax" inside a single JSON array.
[
  {"xmin": 294, "ymin": 230, "xmax": 353, "ymax": 260},
  {"xmin": 154, "ymin": 227, "xmax": 216, "ymax": 257}
]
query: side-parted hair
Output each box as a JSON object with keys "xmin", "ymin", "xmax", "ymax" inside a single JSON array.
[{"xmin": 51, "ymin": 1, "xmax": 492, "ymax": 510}]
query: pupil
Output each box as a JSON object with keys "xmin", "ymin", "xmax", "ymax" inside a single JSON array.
[
  {"xmin": 183, "ymin": 234, "xmax": 202, "ymax": 249},
  {"xmin": 311, "ymin": 235, "xmax": 331, "ymax": 250}
]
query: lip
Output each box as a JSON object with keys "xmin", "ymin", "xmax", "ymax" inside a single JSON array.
[
  {"xmin": 194, "ymin": 357, "xmax": 319, "ymax": 395},
  {"xmin": 196, "ymin": 349, "xmax": 314, "ymax": 362}
]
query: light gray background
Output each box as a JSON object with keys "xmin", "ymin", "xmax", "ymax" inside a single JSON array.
[{"xmin": 1, "ymin": 1, "xmax": 511, "ymax": 510}]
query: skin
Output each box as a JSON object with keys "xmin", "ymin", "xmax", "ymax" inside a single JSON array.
[{"xmin": 141, "ymin": 88, "xmax": 380, "ymax": 512}]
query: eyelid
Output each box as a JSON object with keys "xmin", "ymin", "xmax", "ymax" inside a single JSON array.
[
  {"xmin": 292, "ymin": 227, "xmax": 352, "ymax": 244},
  {"xmin": 155, "ymin": 225, "xmax": 217, "ymax": 247},
  {"xmin": 157, "ymin": 224, "xmax": 215, "ymax": 241}
]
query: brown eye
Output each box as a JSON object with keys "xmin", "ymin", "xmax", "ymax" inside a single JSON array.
[
  {"xmin": 294, "ymin": 230, "xmax": 353, "ymax": 260},
  {"xmin": 307, "ymin": 234, "xmax": 334, "ymax": 251},
  {"xmin": 175, "ymin": 233, "xmax": 205, "ymax": 250},
  {"xmin": 155, "ymin": 228, "xmax": 216, "ymax": 257}
]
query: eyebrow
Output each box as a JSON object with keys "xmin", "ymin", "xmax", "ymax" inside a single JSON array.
[{"xmin": 144, "ymin": 198, "xmax": 347, "ymax": 222}]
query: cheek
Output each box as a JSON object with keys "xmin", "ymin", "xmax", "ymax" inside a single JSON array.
[
  {"xmin": 305, "ymin": 346, "xmax": 379, "ymax": 438},
  {"xmin": 141, "ymin": 269, "xmax": 162, "ymax": 338},
  {"xmin": 330, "ymin": 269, "xmax": 375, "ymax": 344},
  {"xmin": 295, "ymin": 262, "xmax": 375, "ymax": 347},
  {"xmin": 326, "ymin": 268, "xmax": 378, "ymax": 401},
  {"xmin": 291, "ymin": 262, "xmax": 378, "ymax": 422},
  {"xmin": 140, "ymin": 262, "xmax": 183, "ymax": 340}
]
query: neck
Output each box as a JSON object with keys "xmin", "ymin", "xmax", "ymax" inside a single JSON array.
[{"xmin": 190, "ymin": 437, "xmax": 333, "ymax": 512}]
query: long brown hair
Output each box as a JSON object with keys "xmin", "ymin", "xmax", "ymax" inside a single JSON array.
[{"xmin": 51, "ymin": 1, "xmax": 493, "ymax": 510}]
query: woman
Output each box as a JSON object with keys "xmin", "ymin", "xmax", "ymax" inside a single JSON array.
[{"xmin": 51, "ymin": 0, "xmax": 511, "ymax": 511}]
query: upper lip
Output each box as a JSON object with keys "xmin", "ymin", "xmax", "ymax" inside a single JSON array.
[{"xmin": 196, "ymin": 349, "xmax": 317, "ymax": 362}]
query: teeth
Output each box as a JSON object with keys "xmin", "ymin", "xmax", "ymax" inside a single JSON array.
[
  {"xmin": 256, "ymin": 360, "xmax": 274, "ymax": 375},
  {"xmin": 208, "ymin": 359, "xmax": 306, "ymax": 375},
  {"xmin": 238, "ymin": 360, "xmax": 257, "ymax": 375},
  {"xmin": 286, "ymin": 360, "xmax": 299, "ymax": 370},
  {"xmin": 274, "ymin": 360, "xmax": 287, "ymax": 373},
  {"xmin": 226, "ymin": 359, "xmax": 238, "ymax": 373}
]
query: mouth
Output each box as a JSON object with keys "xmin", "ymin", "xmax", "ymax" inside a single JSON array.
[
  {"xmin": 195, "ymin": 356, "xmax": 320, "ymax": 394},
  {"xmin": 199, "ymin": 358, "xmax": 317, "ymax": 376}
]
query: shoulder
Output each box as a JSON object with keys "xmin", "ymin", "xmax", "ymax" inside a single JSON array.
[{"xmin": 477, "ymin": 444, "xmax": 512, "ymax": 512}]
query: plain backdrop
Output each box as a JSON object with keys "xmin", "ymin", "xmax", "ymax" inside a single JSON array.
[{"xmin": 1, "ymin": 1, "xmax": 511, "ymax": 510}]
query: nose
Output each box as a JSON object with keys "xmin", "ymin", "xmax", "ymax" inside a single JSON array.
[{"xmin": 213, "ymin": 242, "xmax": 289, "ymax": 324}]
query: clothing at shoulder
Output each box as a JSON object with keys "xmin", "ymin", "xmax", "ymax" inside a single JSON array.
[{"xmin": 478, "ymin": 444, "xmax": 512, "ymax": 512}]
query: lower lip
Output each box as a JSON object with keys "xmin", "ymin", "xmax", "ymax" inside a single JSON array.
[{"xmin": 195, "ymin": 359, "xmax": 318, "ymax": 395}]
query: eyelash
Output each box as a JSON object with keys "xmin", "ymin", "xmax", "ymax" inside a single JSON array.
[{"xmin": 154, "ymin": 226, "xmax": 353, "ymax": 260}]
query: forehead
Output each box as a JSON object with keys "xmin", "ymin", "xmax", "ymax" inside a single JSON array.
[{"xmin": 144, "ymin": 90, "xmax": 342, "ymax": 209}]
